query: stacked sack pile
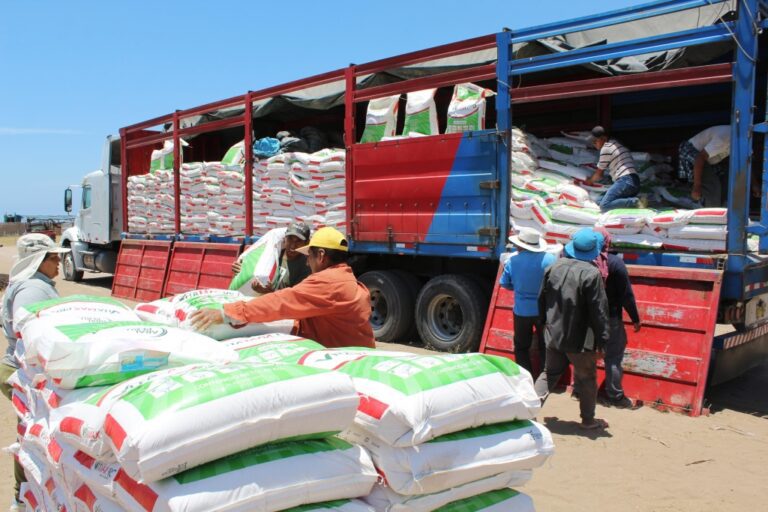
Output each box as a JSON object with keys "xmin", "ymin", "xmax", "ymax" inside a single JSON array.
[
  {"xmin": 296, "ymin": 347, "xmax": 554, "ymax": 511},
  {"xmin": 126, "ymin": 171, "xmax": 175, "ymax": 235},
  {"xmin": 9, "ymin": 294, "xmax": 380, "ymax": 512},
  {"xmin": 204, "ymin": 162, "xmax": 247, "ymax": 237},
  {"xmin": 208, "ymin": 335, "xmax": 553, "ymax": 511},
  {"xmin": 253, "ymin": 149, "xmax": 347, "ymax": 237},
  {"xmin": 179, "ymin": 162, "xmax": 208, "ymax": 235},
  {"xmin": 508, "ymin": 128, "xmax": 731, "ymax": 252}
]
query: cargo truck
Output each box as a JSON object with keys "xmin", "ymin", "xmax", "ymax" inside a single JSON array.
[{"xmin": 69, "ymin": 0, "xmax": 768, "ymax": 414}]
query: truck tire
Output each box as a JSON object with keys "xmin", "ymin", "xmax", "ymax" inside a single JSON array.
[
  {"xmin": 63, "ymin": 251, "xmax": 84, "ymax": 282},
  {"xmin": 416, "ymin": 274, "xmax": 488, "ymax": 353},
  {"xmin": 360, "ymin": 270, "xmax": 415, "ymax": 343},
  {"xmin": 392, "ymin": 270, "xmax": 423, "ymax": 344}
]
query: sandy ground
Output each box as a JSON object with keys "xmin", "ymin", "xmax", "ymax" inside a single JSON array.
[{"xmin": 0, "ymin": 241, "xmax": 767, "ymax": 511}]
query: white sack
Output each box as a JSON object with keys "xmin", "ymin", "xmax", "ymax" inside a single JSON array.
[
  {"xmin": 343, "ymin": 420, "xmax": 553, "ymax": 495},
  {"xmin": 104, "ymin": 362, "xmax": 360, "ymax": 482},
  {"xmin": 298, "ymin": 349, "xmax": 540, "ymax": 447}
]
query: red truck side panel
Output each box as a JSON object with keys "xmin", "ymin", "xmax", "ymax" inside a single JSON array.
[{"xmin": 481, "ymin": 264, "xmax": 723, "ymax": 416}]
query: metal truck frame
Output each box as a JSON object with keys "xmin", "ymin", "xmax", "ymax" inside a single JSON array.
[{"xmin": 94, "ymin": 0, "xmax": 767, "ymax": 415}]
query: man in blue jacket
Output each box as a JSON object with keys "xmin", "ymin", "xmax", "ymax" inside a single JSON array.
[{"xmin": 499, "ymin": 228, "xmax": 556, "ymax": 375}]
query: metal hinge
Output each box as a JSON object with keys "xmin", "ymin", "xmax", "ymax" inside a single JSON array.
[
  {"xmin": 478, "ymin": 227, "xmax": 500, "ymax": 237},
  {"xmin": 479, "ymin": 180, "xmax": 500, "ymax": 190}
]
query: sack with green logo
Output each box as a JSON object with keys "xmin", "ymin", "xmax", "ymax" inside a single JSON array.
[
  {"xmin": 149, "ymin": 139, "xmax": 187, "ymax": 172},
  {"xmin": 402, "ymin": 89, "xmax": 438, "ymax": 136},
  {"xmin": 221, "ymin": 140, "xmax": 245, "ymax": 166},
  {"xmin": 20, "ymin": 321, "xmax": 236, "ymax": 389},
  {"xmin": 360, "ymin": 95, "xmax": 400, "ymax": 143},
  {"xmin": 135, "ymin": 288, "xmax": 294, "ymax": 341},
  {"xmin": 343, "ymin": 420, "xmax": 553, "ymax": 495},
  {"xmin": 223, "ymin": 333, "xmax": 324, "ymax": 364},
  {"xmin": 104, "ymin": 361, "xmax": 360, "ymax": 482},
  {"xmin": 52, "ymin": 372, "xmax": 187, "ymax": 460},
  {"xmin": 446, "ymin": 83, "xmax": 493, "ymax": 134},
  {"xmin": 298, "ymin": 350, "xmax": 541, "ymax": 447},
  {"xmin": 364, "ymin": 472, "xmax": 531, "ymax": 511},
  {"xmin": 229, "ymin": 227, "xmax": 286, "ymax": 297},
  {"xmin": 113, "ymin": 438, "xmax": 377, "ymax": 512},
  {"xmin": 14, "ymin": 295, "xmax": 139, "ymax": 340}
]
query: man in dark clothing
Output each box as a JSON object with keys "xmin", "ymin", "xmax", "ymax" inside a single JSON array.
[
  {"xmin": 594, "ymin": 228, "xmax": 641, "ymax": 409},
  {"xmin": 535, "ymin": 228, "xmax": 610, "ymax": 430}
]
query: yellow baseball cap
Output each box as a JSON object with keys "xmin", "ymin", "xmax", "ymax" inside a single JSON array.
[{"xmin": 295, "ymin": 226, "xmax": 349, "ymax": 254}]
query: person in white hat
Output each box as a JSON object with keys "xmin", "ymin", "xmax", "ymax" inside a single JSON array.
[
  {"xmin": 499, "ymin": 227, "xmax": 556, "ymax": 375},
  {"xmin": 1, "ymin": 233, "xmax": 69, "ymax": 510}
]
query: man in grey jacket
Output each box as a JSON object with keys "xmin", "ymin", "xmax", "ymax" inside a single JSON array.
[
  {"xmin": 534, "ymin": 228, "xmax": 610, "ymax": 430},
  {"xmin": 1, "ymin": 233, "xmax": 69, "ymax": 510}
]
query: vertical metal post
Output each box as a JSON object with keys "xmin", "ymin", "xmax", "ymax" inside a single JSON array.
[
  {"xmin": 599, "ymin": 95, "xmax": 612, "ymax": 130},
  {"xmin": 344, "ymin": 66, "xmax": 356, "ymax": 238},
  {"xmin": 119, "ymin": 128, "xmax": 128, "ymax": 234},
  {"xmin": 496, "ymin": 31, "xmax": 512, "ymax": 258},
  {"xmin": 726, "ymin": 0, "xmax": 759, "ymax": 272},
  {"xmin": 244, "ymin": 93, "xmax": 254, "ymax": 239},
  {"xmin": 172, "ymin": 111, "xmax": 181, "ymax": 237},
  {"xmin": 761, "ymin": 128, "xmax": 768, "ymax": 252}
]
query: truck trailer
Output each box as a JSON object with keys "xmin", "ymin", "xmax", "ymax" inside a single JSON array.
[{"xmin": 64, "ymin": 0, "xmax": 768, "ymax": 415}]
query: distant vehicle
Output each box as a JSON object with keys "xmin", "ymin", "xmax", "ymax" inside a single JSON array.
[{"xmin": 61, "ymin": 135, "xmax": 122, "ymax": 282}]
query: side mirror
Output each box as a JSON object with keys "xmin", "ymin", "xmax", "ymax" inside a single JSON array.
[{"xmin": 64, "ymin": 188, "xmax": 73, "ymax": 213}]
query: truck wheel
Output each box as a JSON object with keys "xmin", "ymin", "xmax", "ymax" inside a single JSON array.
[
  {"xmin": 63, "ymin": 251, "xmax": 83, "ymax": 282},
  {"xmin": 416, "ymin": 274, "xmax": 488, "ymax": 353},
  {"xmin": 360, "ymin": 270, "xmax": 415, "ymax": 343},
  {"xmin": 392, "ymin": 270, "xmax": 423, "ymax": 344}
]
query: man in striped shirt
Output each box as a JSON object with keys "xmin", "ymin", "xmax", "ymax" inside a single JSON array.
[{"xmin": 585, "ymin": 126, "xmax": 643, "ymax": 212}]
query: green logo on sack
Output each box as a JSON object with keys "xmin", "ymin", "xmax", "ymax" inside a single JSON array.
[
  {"xmin": 172, "ymin": 437, "xmax": 351, "ymax": 484},
  {"xmin": 434, "ymin": 489, "xmax": 520, "ymax": 512},
  {"xmin": 120, "ymin": 363, "xmax": 327, "ymax": 420},
  {"xmin": 331, "ymin": 353, "xmax": 520, "ymax": 395},
  {"xmin": 56, "ymin": 321, "xmax": 166, "ymax": 341}
]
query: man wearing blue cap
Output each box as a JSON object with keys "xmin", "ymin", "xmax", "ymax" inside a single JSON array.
[{"xmin": 535, "ymin": 228, "xmax": 610, "ymax": 430}]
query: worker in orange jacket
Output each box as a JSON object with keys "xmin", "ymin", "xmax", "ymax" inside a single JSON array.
[{"xmin": 191, "ymin": 227, "xmax": 375, "ymax": 348}]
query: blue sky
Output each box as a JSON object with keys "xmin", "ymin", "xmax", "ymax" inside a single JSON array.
[{"xmin": 0, "ymin": 0, "xmax": 643, "ymax": 216}]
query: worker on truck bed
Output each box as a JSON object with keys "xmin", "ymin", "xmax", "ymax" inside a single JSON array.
[
  {"xmin": 2, "ymin": 234, "xmax": 70, "ymax": 511},
  {"xmin": 232, "ymin": 221, "xmax": 312, "ymax": 293},
  {"xmin": 677, "ymin": 125, "xmax": 730, "ymax": 207},
  {"xmin": 192, "ymin": 227, "xmax": 375, "ymax": 348},
  {"xmin": 585, "ymin": 126, "xmax": 644, "ymax": 212}
]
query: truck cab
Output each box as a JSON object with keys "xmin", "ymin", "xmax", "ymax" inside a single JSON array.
[{"xmin": 61, "ymin": 135, "xmax": 123, "ymax": 281}]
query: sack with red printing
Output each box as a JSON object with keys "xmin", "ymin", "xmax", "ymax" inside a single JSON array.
[
  {"xmin": 103, "ymin": 361, "xmax": 360, "ymax": 482},
  {"xmin": 298, "ymin": 349, "xmax": 540, "ymax": 447},
  {"xmin": 667, "ymin": 224, "xmax": 727, "ymax": 241},
  {"xmin": 113, "ymin": 437, "xmax": 377, "ymax": 512},
  {"xmin": 648, "ymin": 210, "xmax": 692, "ymax": 228},
  {"xmin": 598, "ymin": 208, "xmax": 654, "ymax": 235},
  {"xmin": 343, "ymin": 420, "xmax": 553, "ymax": 495},
  {"xmin": 60, "ymin": 447, "xmax": 121, "ymax": 499},
  {"xmin": 52, "ymin": 372, "xmax": 184, "ymax": 459},
  {"xmin": 73, "ymin": 482, "xmax": 124, "ymax": 512},
  {"xmin": 230, "ymin": 227, "xmax": 286, "ymax": 296},
  {"xmin": 19, "ymin": 482, "xmax": 45, "ymax": 512},
  {"xmin": 689, "ymin": 207, "xmax": 727, "ymax": 225}
]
